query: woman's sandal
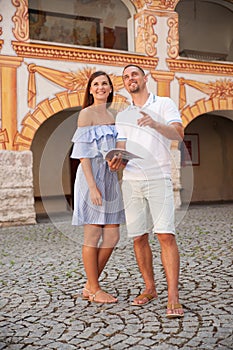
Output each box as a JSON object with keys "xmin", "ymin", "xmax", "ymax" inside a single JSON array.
[
  {"xmin": 89, "ymin": 290, "xmax": 118, "ymax": 304},
  {"xmin": 166, "ymin": 303, "xmax": 184, "ymax": 318},
  {"xmin": 82, "ymin": 287, "xmax": 90, "ymax": 300}
]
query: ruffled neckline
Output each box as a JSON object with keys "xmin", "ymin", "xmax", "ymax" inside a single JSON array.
[{"xmin": 71, "ymin": 124, "xmax": 118, "ymax": 143}]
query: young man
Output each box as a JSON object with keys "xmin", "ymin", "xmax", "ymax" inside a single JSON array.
[{"xmin": 110, "ymin": 64, "xmax": 184, "ymax": 318}]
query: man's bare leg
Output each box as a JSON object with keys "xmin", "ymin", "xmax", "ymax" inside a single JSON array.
[
  {"xmin": 157, "ymin": 233, "xmax": 184, "ymax": 316},
  {"xmin": 133, "ymin": 233, "xmax": 158, "ymax": 305}
]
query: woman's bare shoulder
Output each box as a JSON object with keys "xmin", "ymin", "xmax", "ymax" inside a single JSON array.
[{"xmin": 77, "ymin": 108, "xmax": 93, "ymax": 127}]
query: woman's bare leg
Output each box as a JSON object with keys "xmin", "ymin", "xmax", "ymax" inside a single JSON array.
[
  {"xmin": 82, "ymin": 224, "xmax": 102, "ymax": 293},
  {"xmin": 82, "ymin": 224, "xmax": 119, "ymax": 302}
]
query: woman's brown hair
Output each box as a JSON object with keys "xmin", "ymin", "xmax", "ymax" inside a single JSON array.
[{"xmin": 82, "ymin": 71, "xmax": 114, "ymax": 109}]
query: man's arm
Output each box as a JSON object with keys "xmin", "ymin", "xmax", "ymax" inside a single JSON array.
[{"xmin": 138, "ymin": 112, "xmax": 184, "ymax": 141}]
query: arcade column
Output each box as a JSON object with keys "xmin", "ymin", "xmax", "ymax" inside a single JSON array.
[
  {"xmin": 150, "ymin": 70, "xmax": 175, "ymax": 97},
  {"xmin": 0, "ymin": 55, "xmax": 23, "ymax": 150}
]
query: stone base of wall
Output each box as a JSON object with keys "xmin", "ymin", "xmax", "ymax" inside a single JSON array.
[
  {"xmin": 171, "ymin": 148, "xmax": 182, "ymax": 209},
  {"xmin": 0, "ymin": 151, "xmax": 36, "ymax": 227}
]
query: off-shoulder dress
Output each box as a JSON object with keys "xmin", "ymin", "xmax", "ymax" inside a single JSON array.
[{"xmin": 70, "ymin": 125, "xmax": 125, "ymax": 226}]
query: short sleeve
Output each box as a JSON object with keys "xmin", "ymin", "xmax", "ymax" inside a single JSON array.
[
  {"xmin": 70, "ymin": 125, "xmax": 118, "ymax": 159},
  {"xmin": 163, "ymin": 98, "xmax": 182, "ymax": 125}
]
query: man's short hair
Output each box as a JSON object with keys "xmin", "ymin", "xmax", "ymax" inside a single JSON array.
[{"xmin": 123, "ymin": 64, "xmax": 145, "ymax": 76}]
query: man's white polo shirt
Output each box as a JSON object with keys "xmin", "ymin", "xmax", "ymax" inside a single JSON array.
[{"xmin": 115, "ymin": 93, "xmax": 182, "ymax": 181}]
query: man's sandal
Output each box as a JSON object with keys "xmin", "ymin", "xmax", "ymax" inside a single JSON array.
[
  {"xmin": 131, "ymin": 293, "xmax": 157, "ymax": 306},
  {"xmin": 89, "ymin": 290, "xmax": 118, "ymax": 304},
  {"xmin": 166, "ymin": 303, "xmax": 184, "ymax": 318}
]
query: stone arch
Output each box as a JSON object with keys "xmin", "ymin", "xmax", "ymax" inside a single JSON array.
[
  {"xmin": 128, "ymin": 0, "xmax": 180, "ymax": 11},
  {"xmin": 181, "ymin": 96, "xmax": 233, "ymax": 127},
  {"xmin": 14, "ymin": 91, "xmax": 128, "ymax": 151},
  {"xmin": 121, "ymin": 0, "xmax": 137, "ymax": 16}
]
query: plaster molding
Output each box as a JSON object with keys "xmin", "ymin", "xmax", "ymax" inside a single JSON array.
[
  {"xmin": 131, "ymin": 0, "xmax": 179, "ymax": 11},
  {"xmin": 167, "ymin": 58, "xmax": 233, "ymax": 76}
]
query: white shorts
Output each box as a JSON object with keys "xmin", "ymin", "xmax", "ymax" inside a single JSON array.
[{"xmin": 122, "ymin": 178, "xmax": 175, "ymax": 237}]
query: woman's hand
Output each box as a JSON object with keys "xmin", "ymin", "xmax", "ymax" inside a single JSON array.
[{"xmin": 89, "ymin": 185, "xmax": 102, "ymax": 206}]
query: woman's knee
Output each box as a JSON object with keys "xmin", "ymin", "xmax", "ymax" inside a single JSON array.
[
  {"xmin": 83, "ymin": 225, "xmax": 102, "ymax": 247},
  {"xmin": 102, "ymin": 226, "xmax": 120, "ymax": 247}
]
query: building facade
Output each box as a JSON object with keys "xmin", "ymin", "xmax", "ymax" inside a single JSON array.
[{"xmin": 0, "ymin": 0, "xmax": 233, "ymax": 226}]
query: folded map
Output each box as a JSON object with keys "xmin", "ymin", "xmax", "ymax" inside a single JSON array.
[{"xmin": 104, "ymin": 148, "xmax": 142, "ymax": 162}]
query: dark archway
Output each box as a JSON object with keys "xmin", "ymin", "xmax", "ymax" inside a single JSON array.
[
  {"xmin": 31, "ymin": 108, "xmax": 79, "ymax": 219},
  {"xmin": 181, "ymin": 113, "xmax": 233, "ymax": 203}
]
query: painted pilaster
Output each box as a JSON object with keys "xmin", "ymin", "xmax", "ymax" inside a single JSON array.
[{"xmin": 0, "ymin": 55, "xmax": 23, "ymax": 150}]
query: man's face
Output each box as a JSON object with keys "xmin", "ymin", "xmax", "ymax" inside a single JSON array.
[{"xmin": 122, "ymin": 66, "xmax": 146, "ymax": 94}]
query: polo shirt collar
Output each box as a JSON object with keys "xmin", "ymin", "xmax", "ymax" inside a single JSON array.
[{"xmin": 131, "ymin": 92, "xmax": 157, "ymax": 109}]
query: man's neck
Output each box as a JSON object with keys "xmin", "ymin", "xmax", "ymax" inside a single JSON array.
[{"xmin": 132, "ymin": 90, "xmax": 150, "ymax": 108}]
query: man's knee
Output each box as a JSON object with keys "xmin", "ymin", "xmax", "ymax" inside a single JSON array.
[
  {"xmin": 134, "ymin": 233, "xmax": 149, "ymax": 246},
  {"xmin": 157, "ymin": 233, "xmax": 177, "ymax": 246}
]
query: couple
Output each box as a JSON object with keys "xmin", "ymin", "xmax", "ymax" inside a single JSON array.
[{"xmin": 71, "ymin": 65, "xmax": 184, "ymax": 318}]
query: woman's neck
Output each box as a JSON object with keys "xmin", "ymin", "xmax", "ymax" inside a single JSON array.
[{"xmin": 92, "ymin": 102, "xmax": 108, "ymax": 112}]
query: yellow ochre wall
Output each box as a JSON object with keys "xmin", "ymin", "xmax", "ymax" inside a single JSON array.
[{"xmin": 0, "ymin": 0, "xmax": 233, "ymax": 225}]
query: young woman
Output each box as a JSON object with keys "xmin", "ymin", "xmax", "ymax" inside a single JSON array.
[{"xmin": 71, "ymin": 71, "xmax": 125, "ymax": 303}]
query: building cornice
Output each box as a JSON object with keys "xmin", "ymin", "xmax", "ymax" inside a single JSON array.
[
  {"xmin": 167, "ymin": 58, "xmax": 233, "ymax": 76},
  {"xmin": 12, "ymin": 41, "xmax": 158, "ymax": 69}
]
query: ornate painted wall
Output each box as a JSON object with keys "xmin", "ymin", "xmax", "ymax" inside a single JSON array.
[{"xmin": 0, "ymin": 0, "xmax": 233, "ymax": 225}]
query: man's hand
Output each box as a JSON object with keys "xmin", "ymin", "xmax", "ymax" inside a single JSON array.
[
  {"xmin": 137, "ymin": 111, "xmax": 157, "ymax": 128},
  {"xmin": 138, "ymin": 111, "xmax": 184, "ymax": 141},
  {"xmin": 108, "ymin": 154, "xmax": 127, "ymax": 172}
]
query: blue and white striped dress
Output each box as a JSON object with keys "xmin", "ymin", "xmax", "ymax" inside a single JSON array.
[{"xmin": 71, "ymin": 125, "xmax": 125, "ymax": 226}]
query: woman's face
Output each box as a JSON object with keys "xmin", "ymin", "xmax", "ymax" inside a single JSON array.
[{"xmin": 89, "ymin": 75, "xmax": 112, "ymax": 104}]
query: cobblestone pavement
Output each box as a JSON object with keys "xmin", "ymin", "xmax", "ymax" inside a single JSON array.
[{"xmin": 0, "ymin": 204, "xmax": 232, "ymax": 350}]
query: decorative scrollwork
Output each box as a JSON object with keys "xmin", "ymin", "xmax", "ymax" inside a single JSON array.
[
  {"xmin": 145, "ymin": 15, "xmax": 157, "ymax": 56},
  {"xmin": 136, "ymin": 14, "xmax": 157, "ymax": 57},
  {"xmin": 0, "ymin": 15, "xmax": 2, "ymax": 36},
  {"xmin": 12, "ymin": 0, "xmax": 29, "ymax": 41},
  {"xmin": 167, "ymin": 15, "xmax": 179, "ymax": 59}
]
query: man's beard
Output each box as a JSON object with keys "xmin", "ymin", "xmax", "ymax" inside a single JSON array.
[{"xmin": 129, "ymin": 84, "xmax": 140, "ymax": 94}]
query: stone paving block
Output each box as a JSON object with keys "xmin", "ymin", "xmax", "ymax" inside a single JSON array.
[
  {"xmin": 46, "ymin": 341, "xmax": 77, "ymax": 349},
  {"xmin": 0, "ymin": 204, "xmax": 233, "ymax": 349},
  {"xmin": 138, "ymin": 338, "xmax": 158, "ymax": 347},
  {"xmin": 2, "ymin": 345, "xmax": 25, "ymax": 350}
]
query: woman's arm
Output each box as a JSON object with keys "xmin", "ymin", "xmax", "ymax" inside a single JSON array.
[{"xmin": 80, "ymin": 158, "xmax": 102, "ymax": 206}]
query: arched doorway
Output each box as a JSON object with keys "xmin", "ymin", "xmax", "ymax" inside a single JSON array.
[
  {"xmin": 31, "ymin": 107, "xmax": 80, "ymax": 219},
  {"xmin": 181, "ymin": 112, "xmax": 233, "ymax": 203}
]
